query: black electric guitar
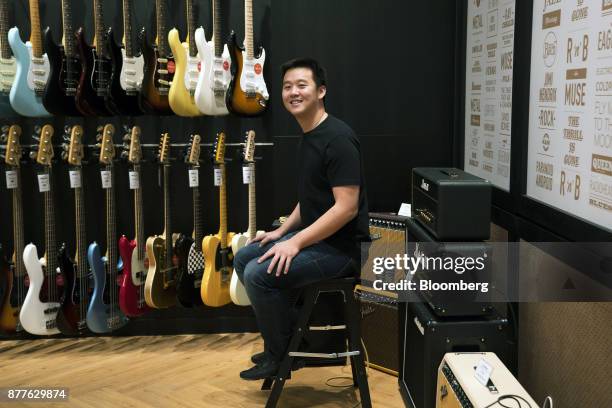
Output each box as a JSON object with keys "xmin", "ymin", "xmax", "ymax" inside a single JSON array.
[{"xmin": 42, "ymin": 0, "xmax": 82, "ymax": 116}]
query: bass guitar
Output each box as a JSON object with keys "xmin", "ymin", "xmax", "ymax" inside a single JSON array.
[
  {"xmin": 20, "ymin": 124, "xmax": 61, "ymax": 335},
  {"xmin": 0, "ymin": 0, "xmax": 16, "ymax": 117},
  {"xmin": 144, "ymin": 134, "xmax": 178, "ymax": 308},
  {"xmin": 168, "ymin": 0, "xmax": 202, "ymax": 117},
  {"xmin": 0, "ymin": 125, "xmax": 25, "ymax": 333},
  {"xmin": 42, "ymin": 0, "xmax": 82, "ymax": 116},
  {"xmin": 175, "ymin": 135, "xmax": 203, "ymax": 307},
  {"xmin": 118, "ymin": 126, "xmax": 150, "ymax": 317},
  {"xmin": 230, "ymin": 131, "xmax": 263, "ymax": 305},
  {"xmin": 227, "ymin": 0, "xmax": 269, "ymax": 116},
  {"xmin": 8, "ymin": 0, "xmax": 51, "ymax": 117},
  {"xmin": 194, "ymin": 0, "xmax": 231, "ymax": 116},
  {"xmin": 55, "ymin": 125, "xmax": 90, "ymax": 335},
  {"xmin": 86, "ymin": 124, "xmax": 128, "ymax": 333},
  {"xmin": 140, "ymin": 0, "xmax": 174, "ymax": 115},
  {"xmin": 201, "ymin": 132, "xmax": 235, "ymax": 307}
]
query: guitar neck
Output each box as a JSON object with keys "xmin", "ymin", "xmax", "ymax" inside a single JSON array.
[
  {"xmin": 122, "ymin": 0, "xmax": 134, "ymax": 57},
  {"xmin": 11, "ymin": 171, "xmax": 25, "ymax": 277},
  {"xmin": 247, "ymin": 163, "xmax": 256, "ymax": 239},
  {"xmin": 28, "ymin": 0, "xmax": 43, "ymax": 58},
  {"xmin": 244, "ymin": 0, "xmax": 254, "ymax": 59},
  {"xmin": 105, "ymin": 163, "xmax": 118, "ymax": 274},
  {"xmin": 186, "ymin": 0, "xmax": 197, "ymax": 57},
  {"xmin": 163, "ymin": 164, "xmax": 172, "ymax": 267},
  {"xmin": 219, "ymin": 164, "xmax": 227, "ymax": 247},
  {"xmin": 133, "ymin": 164, "xmax": 145, "ymax": 259},
  {"xmin": 0, "ymin": 0, "xmax": 12, "ymax": 59},
  {"xmin": 74, "ymin": 169, "xmax": 88, "ymax": 279},
  {"xmin": 156, "ymin": 0, "xmax": 170, "ymax": 56},
  {"xmin": 93, "ymin": 0, "xmax": 107, "ymax": 56},
  {"xmin": 212, "ymin": 0, "xmax": 222, "ymax": 57},
  {"xmin": 43, "ymin": 167, "xmax": 58, "ymax": 301},
  {"xmin": 61, "ymin": 0, "xmax": 76, "ymax": 57},
  {"xmin": 193, "ymin": 168, "xmax": 203, "ymax": 250}
]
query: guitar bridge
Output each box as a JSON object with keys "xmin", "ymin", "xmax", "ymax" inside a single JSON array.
[
  {"xmin": 44, "ymin": 306, "xmax": 59, "ymax": 315},
  {"xmin": 45, "ymin": 319, "xmax": 57, "ymax": 330}
]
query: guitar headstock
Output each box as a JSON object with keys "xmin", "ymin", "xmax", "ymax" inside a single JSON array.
[
  {"xmin": 213, "ymin": 132, "xmax": 226, "ymax": 165},
  {"xmin": 96, "ymin": 124, "xmax": 116, "ymax": 165},
  {"xmin": 122, "ymin": 126, "xmax": 142, "ymax": 164},
  {"xmin": 1, "ymin": 125, "xmax": 22, "ymax": 168},
  {"xmin": 158, "ymin": 133, "xmax": 171, "ymax": 164},
  {"xmin": 31, "ymin": 125, "xmax": 55, "ymax": 167},
  {"xmin": 243, "ymin": 130, "xmax": 256, "ymax": 163},
  {"xmin": 61, "ymin": 125, "xmax": 84, "ymax": 166},
  {"xmin": 185, "ymin": 134, "xmax": 201, "ymax": 165}
]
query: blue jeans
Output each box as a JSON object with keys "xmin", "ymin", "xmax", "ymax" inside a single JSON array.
[{"xmin": 234, "ymin": 231, "xmax": 355, "ymax": 362}]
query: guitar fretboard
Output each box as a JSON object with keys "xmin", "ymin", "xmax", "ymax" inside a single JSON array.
[
  {"xmin": 11, "ymin": 170, "xmax": 25, "ymax": 278},
  {"xmin": 245, "ymin": 0, "xmax": 254, "ymax": 60},
  {"xmin": 213, "ymin": 0, "xmax": 222, "ymax": 58},
  {"xmin": 28, "ymin": 0, "xmax": 43, "ymax": 58},
  {"xmin": 104, "ymin": 163, "xmax": 119, "ymax": 310},
  {"xmin": 156, "ymin": 0, "xmax": 170, "ymax": 57},
  {"xmin": 73, "ymin": 169, "xmax": 87, "ymax": 279},
  {"xmin": 219, "ymin": 164, "xmax": 227, "ymax": 248},
  {"xmin": 61, "ymin": 0, "xmax": 76, "ymax": 57},
  {"xmin": 93, "ymin": 0, "xmax": 107, "ymax": 57},
  {"xmin": 186, "ymin": 0, "xmax": 197, "ymax": 58},
  {"xmin": 0, "ymin": 0, "xmax": 12, "ymax": 59},
  {"xmin": 43, "ymin": 167, "xmax": 58, "ymax": 303},
  {"xmin": 122, "ymin": 0, "xmax": 134, "ymax": 57},
  {"xmin": 192, "ymin": 166, "xmax": 202, "ymax": 251},
  {"xmin": 133, "ymin": 164, "xmax": 145, "ymax": 260},
  {"xmin": 247, "ymin": 163, "xmax": 256, "ymax": 239}
]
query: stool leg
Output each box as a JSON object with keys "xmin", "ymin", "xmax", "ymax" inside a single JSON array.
[
  {"xmin": 344, "ymin": 287, "xmax": 372, "ymax": 408},
  {"xmin": 265, "ymin": 287, "xmax": 318, "ymax": 408}
]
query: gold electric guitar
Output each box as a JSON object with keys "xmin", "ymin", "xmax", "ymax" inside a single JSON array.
[
  {"xmin": 201, "ymin": 132, "xmax": 235, "ymax": 307},
  {"xmin": 144, "ymin": 133, "xmax": 178, "ymax": 308}
]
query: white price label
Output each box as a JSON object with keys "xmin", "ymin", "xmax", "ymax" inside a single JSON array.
[
  {"xmin": 100, "ymin": 170, "xmax": 112, "ymax": 189},
  {"xmin": 5, "ymin": 170, "xmax": 18, "ymax": 189},
  {"xmin": 474, "ymin": 358, "xmax": 494, "ymax": 387},
  {"xmin": 69, "ymin": 170, "xmax": 82, "ymax": 189},
  {"xmin": 242, "ymin": 165, "xmax": 253, "ymax": 184},
  {"xmin": 189, "ymin": 169, "xmax": 199, "ymax": 187},
  {"xmin": 213, "ymin": 167, "xmax": 222, "ymax": 186},
  {"xmin": 38, "ymin": 174, "xmax": 50, "ymax": 192},
  {"xmin": 129, "ymin": 171, "xmax": 140, "ymax": 190}
]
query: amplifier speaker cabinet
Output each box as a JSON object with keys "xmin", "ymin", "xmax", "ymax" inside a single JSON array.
[
  {"xmin": 436, "ymin": 352, "xmax": 537, "ymax": 408},
  {"xmin": 412, "ymin": 168, "xmax": 491, "ymax": 241},
  {"xmin": 399, "ymin": 302, "xmax": 512, "ymax": 408}
]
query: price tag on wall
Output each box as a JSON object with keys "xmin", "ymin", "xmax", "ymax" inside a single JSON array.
[
  {"xmin": 189, "ymin": 169, "xmax": 199, "ymax": 187},
  {"xmin": 100, "ymin": 170, "xmax": 112, "ymax": 189},
  {"xmin": 242, "ymin": 166, "xmax": 253, "ymax": 184},
  {"xmin": 129, "ymin": 171, "xmax": 140, "ymax": 189},
  {"xmin": 38, "ymin": 174, "xmax": 50, "ymax": 192},
  {"xmin": 69, "ymin": 170, "xmax": 82, "ymax": 189},
  {"xmin": 213, "ymin": 167, "xmax": 222, "ymax": 186},
  {"xmin": 5, "ymin": 170, "xmax": 18, "ymax": 189}
]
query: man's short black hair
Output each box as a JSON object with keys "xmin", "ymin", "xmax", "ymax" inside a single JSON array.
[{"xmin": 280, "ymin": 58, "xmax": 327, "ymax": 88}]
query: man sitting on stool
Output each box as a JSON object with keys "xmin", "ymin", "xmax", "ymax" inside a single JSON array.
[{"xmin": 234, "ymin": 57, "xmax": 369, "ymax": 380}]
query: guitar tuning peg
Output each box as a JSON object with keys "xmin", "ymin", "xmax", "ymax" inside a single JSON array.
[
  {"xmin": 96, "ymin": 126, "xmax": 104, "ymax": 132},
  {"xmin": 96, "ymin": 134, "xmax": 102, "ymax": 142},
  {"xmin": 122, "ymin": 125, "xmax": 130, "ymax": 133},
  {"xmin": 0, "ymin": 134, "xmax": 7, "ymax": 143},
  {"xmin": 63, "ymin": 134, "xmax": 71, "ymax": 142},
  {"xmin": 1, "ymin": 125, "xmax": 8, "ymax": 132},
  {"xmin": 62, "ymin": 143, "xmax": 69, "ymax": 151},
  {"xmin": 64, "ymin": 125, "xmax": 71, "ymax": 134},
  {"xmin": 120, "ymin": 151, "xmax": 128, "ymax": 159},
  {"xmin": 60, "ymin": 151, "xmax": 68, "ymax": 160},
  {"xmin": 32, "ymin": 135, "xmax": 40, "ymax": 142},
  {"xmin": 29, "ymin": 150, "xmax": 37, "ymax": 160},
  {"xmin": 123, "ymin": 134, "xmax": 131, "ymax": 142},
  {"xmin": 34, "ymin": 125, "xmax": 41, "ymax": 134}
]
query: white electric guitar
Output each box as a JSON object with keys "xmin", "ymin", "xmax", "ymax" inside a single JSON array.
[
  {"xmin": 20, "ymin": 124, "xmax": 61, "ymax": 335},
  {"xmin": 0, "ymin": 0, "xmax": 16, "ymax": 97},
  {"xmin": 230, "ymin": 131, "xmax": 263, "ymax": 306},
  {"xmin": 193, "ymin": 0, "xmax": 231, "ymax": 116},
  {"xmin": 118, "ymin": 0, "xmax": 145, "ymax": 95}
]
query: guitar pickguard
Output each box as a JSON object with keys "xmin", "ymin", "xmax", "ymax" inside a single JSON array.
[
  {"xmin": 90, "ymin": 52, "xmax": 112, "ymax": 97},
  {"xmin": 194, "ymin": 27, "xmax": 231, "ymax": 115},
  {"xmin": 25, "ymin": 44, "xmax": 50, "ymax": 96},
  {"xmin": 120, "ymin": 50, "xmax": 145, "ymax": 94},
  {"xmin": 239, "ymin": 50, "xmax": 268, "ymax": 101},
  {"xmin": 58, "ymin": 55, "xmax": 80, "ymax": 96},
  {"xmin": 187, "ymin": 243, "xmax": 205, "ymax": 288},
  {"xmin": 0, "ymin": 56, "xmax": 16, "ymax": 94},
  {"xmin": 185, "ymin": 54, "xmax": 200, "ymax": 96}
]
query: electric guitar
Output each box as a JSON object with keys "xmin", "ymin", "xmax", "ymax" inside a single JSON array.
[
  {"xmin": 201, "ymin": 133, "xmax": 235, "ymax": 307},
  {"xmin": 140, "ymin": 0, "xmax": 174, "ymax": 115},
  {"xmin": 106, "ymin": 0, "xmax": 144, "ymax": 116},
  {"xmin": 20, "ymin": 124, "xmax": 61, "ymax": 335},
  {"xmin": 86, "ymin": 124, "xmax": 128, "ymax": 333},
  {"xmin": 0, "ymin": 0, "xmax": 16, "ymax": 117},
  {"xmin": 230, "ymin": 131, "xmax": 263, "ymax": 305},
  {"xmin": 8, "ymin": 0, "xmax": 51, "ymax": 117},
  {"xmin": 118, "ymin": 126, "xmax": 150, "ymax": 317},
  {"xmin": 168, "ymin": 0, "xmax": 202, "ymax": 117},
  {"xmin": 145, "ymin": 133, "xmax": 178, "ymax": 308},
  {"xmin": 175, "ymin": 135, "xmax": 203, "ymax": 307},
  {"xmin": 227, "ymin": 0, "xmax": 269, "ymax": 116},
  {"xmin": 194, "ymin": 0, "xmax": 231, "ymax": 116},
  {"xmin": 0, "ymin": 125, "xmax": 25, "ymax": 333},
  {"xmin": 42, "ymin": 0, "xmax": 82, "ymax": 116},
  {"xmin": 75, "ymin": 0, "xmax": 113, "ymax": 116}
]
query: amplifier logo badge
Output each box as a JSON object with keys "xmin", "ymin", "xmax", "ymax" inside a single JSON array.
[{"xmin": 421, "ymin": 179, "xmax": 430, "ymax": 191}]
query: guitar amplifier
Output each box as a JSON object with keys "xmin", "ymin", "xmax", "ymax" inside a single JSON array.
[
  {"xmin": 412, "ymin": 168, "xmax": 491, "ymax": 240},
  {"xmin": 436, "ymin": 353, "xmax": 537, "ymax": 408},
  {"xmin": 398, "ymin": 302, "xmax": 512, "ymax": 408},
  {"xmin": 362, "ymin": 212, "xmax": 409, "ymax": 285}
]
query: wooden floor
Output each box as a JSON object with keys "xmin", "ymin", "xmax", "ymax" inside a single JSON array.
[{"xmin": 0, "ymin": 333, "xmax": 403, "ymax": 407}]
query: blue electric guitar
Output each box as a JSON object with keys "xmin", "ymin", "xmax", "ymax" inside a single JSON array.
[
  {"xmin": 0, "ymin": 0, "xmax": 16, "ymax": 117},
  {"xmin": 86, "ymin": 124, "xmax": 128, "ymax": 333},
  {"xmin": 8, "ymin": 0, "xmax": 50, "ymax": 117}
]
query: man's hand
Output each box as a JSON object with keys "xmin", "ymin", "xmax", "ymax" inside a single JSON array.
[
  {"xmin": 248, "ymin": 229, "xmax": 283, "ymax": 246},
  {"xmin": 257, "ymin": 238, "xmax": 301, "ymax": 277}
]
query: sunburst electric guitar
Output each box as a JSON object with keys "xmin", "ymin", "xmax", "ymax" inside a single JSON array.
[
  {"xmin": 194, "ymin": 0, "xmax": 231, "ymax": 116},
  {"xmin": 145, "ymin": 134, "xmax": 178, "ymax": 308},
  {"xmin": 20, "ymin": 125, "xmax": 62, "ymax": 335},
  {"xmin": 118, "ymin": 126, "xmax": 150, "ymax": 317},
  {"xmin": 227, "ymin": 0, "xmax": 269, "ymax": 116},
  {"xmin": 86, "ymin": 124, "xmax": 129, "ymax": 333},
  {"xmin": 175, "ymin": 135, "xmax": 204, "ymax": 307},
  {"xmin": 201, "ymin": 133, "xmax": 235, "ymax": 307},
  {"xmin": 168, "ymin": 0, "xmax": 202, "ymax": 117},
  {"xmin": 230, "ymin": 131, "xmax": 263, "ymax": 305},
  {"xmin": 0, "ymin": 125, "xmax": 26, "ymax": 333},
  {"xmin": 0, "ymin": 0, "xmax": 17, "ymax": 117},
  {"xmin": 8, "ymin": 0, "xmax": 51, "ymax": 117}
]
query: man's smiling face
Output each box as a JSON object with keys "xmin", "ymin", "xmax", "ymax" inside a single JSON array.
[{"xmin": 281, "ymin": 67, "xmax": 326, "ymax": 118}]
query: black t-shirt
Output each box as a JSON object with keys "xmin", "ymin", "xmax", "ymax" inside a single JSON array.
[{"xmin": 297, "ymin": 114, "xmax": 369, "ymax": 260}]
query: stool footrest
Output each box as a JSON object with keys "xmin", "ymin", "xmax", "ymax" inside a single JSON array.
[
  {"xmin": 309, "ymin": 324, "xmax": 346, "ymax": 331},
  {"xmin": 289, "ymin": 351, "xmax": 360, "ymax": 359}
]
